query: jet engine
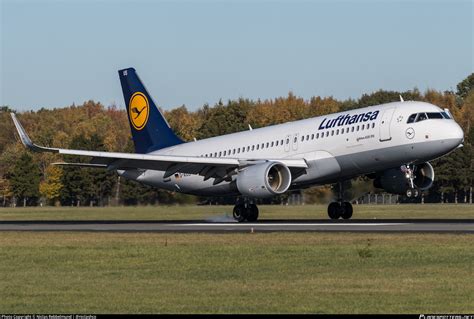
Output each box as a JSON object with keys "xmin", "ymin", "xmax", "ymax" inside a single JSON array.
[
  {"xmin": 373, "ymin": 162, "xmax": 435, "ymax": 194},
  {"xmin": 236, "ymin": 162, "xmax": 292, "ymax": 198}
]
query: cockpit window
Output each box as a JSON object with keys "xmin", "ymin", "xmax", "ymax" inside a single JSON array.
[
  {"xmin": 415, "ymin": 113, "xmax": 428, "ymax": 122},
  {"xmin": 407, "ymin": 113, "xmax": 417, "ymax": 123},
  {"xmin": 441, "ymin": 111, "xmax": 451, "ymax": 119},
  {"xmin": 427, "ymin": 112, "xmax": 443, "ymax": 119},
  {"xmin": 408, "ymin": 111, "xmax": 450, "ymax": 123}
]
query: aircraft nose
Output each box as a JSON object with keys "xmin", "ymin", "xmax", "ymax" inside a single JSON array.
[
  {"xmin": 443, "ymin": 121, "xmax": 464, "ymax": 149},
  {"xmin": 452, "ymin": 122, "xmax": 464, "ymax": 144}
]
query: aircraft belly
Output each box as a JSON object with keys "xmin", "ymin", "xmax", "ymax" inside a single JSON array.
[
  {"xmin": 293, "ymin": 140, "xmax": 449, "ymax": 187},
  {"xmin": 292, "ymin": 151, "xmax": 341, "ymax": 184},
  {"xmin": 118, "ymin": 140, "xmax": 451, "ymax": 197},
  {"xmin": 335, "ymin": 140, "xmax": 451, "ymax": 178},
  {"xmin": 120, "ymin": 169, "xmax": 237, "ymax": 196}
]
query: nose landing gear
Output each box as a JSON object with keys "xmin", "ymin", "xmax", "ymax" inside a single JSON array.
[{"xmin": 402, "ymin": 164, "xmax": 420, "ymax": 198}]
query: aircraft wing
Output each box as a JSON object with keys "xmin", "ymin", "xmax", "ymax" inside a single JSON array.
[{"xmin": 11, "ymin": 113, "xmax": 307, "ymax": 181}]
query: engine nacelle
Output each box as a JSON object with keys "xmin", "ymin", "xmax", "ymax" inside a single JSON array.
[
  {"xmin": 374, "ymin": 162, "xmax": 435, "ymax": 194},
  {"xmin": 236, "ymin": 162, "xmax": 292, "ymax": 198}
]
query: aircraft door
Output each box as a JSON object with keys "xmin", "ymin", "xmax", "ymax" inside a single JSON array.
[
  {"xmin": 284, "ymin": 134, "xmax": 291, "ymax": 152},
  {"xmin": 379, "ymin": 108, "xmax": 395, "ymax": 142},
  {"xmin": 292, "ymin": 133, "xmax": 299, "ymax": 151}
]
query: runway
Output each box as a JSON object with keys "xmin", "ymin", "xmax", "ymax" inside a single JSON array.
[{"xmin": 0, "ymin": 219, "xmax": 473, "ymax": 233}]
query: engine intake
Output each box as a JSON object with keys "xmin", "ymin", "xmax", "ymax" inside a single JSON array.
[
  {"xmin": 236, "ymin": 162, "xmax": 292, "ymax": 198},
  {"xmin": 374, "ymin": 162, "xmax": 435, "ymax": 194}
]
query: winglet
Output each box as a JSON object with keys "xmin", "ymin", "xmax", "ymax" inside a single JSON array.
[
  {"xmin": 399, "ymin": 95, "xmax": 404, "ymax": 102},
  {"xmin": 10, "ymin": 113, "xmax": 58, "ymax": 153}
]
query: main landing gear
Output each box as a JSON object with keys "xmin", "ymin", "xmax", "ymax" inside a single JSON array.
[
  {"xmin": 327, "ymin": 201, "xmax": 353, "ymax": 220},
  {"xmin": 402, "ymin": 164, "xmax": 420, "ymax": 198},
  {"xmin": 233, "ymin": 199, "xmax": 259, "ymax": 222},
  {"xmin": 327, "ymin": 181, "xmax": 353, "ymax": 220}
]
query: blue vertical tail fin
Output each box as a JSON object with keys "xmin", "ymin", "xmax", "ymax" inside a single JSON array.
[{"xmin": 119, "ymin": 68, "xmax": 183, "ymax": 154}]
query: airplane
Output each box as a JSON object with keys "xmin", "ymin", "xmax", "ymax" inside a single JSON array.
[{"xmin": 11, "ymin": 68, "xmax": 464, "ymax": 222}]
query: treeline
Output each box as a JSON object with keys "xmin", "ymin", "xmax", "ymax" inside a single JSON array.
[{"xmin": 0, "ymin": 74, "xmax": 473, "ymax": 206}]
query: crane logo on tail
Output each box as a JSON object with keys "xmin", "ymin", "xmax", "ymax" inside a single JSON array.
[{"xmin": 129, "ymin": 92, "xmax": 149, "ymax": 130}]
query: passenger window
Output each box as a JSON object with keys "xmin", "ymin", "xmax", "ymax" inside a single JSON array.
[
  {"xmin": 266, "ymin": 142, "xmax": 269, "ymax": 148},
  {"xmin": 252, "ymin": 145, "xmax": 255, "ymax": 151},
  {"xmin": 357, "ymin": 126, "xmax": 359, "ymax": 131},
  {"xmin": 316, "ymin": 133, "xmax": 319, "ymax": 139},
  {"xmin": 331, "ymin": 130, "xmax": 334, "ymax": 136},
  {"xmin": 294, "ymin": 137, "xmax": 297, "ymax": 143},
  {"xmin": 416, "ymin": 113, "xmax": 427, "ymax": 122},
  {"xmin": 372, "ymin": 123, "xmax": 375, "ymax": 128},
  {"xmin": 311, "ymin": 134, "xmax": 314, "ymax": 140},
  {"xmin": 271, "ymin": 141, "xmax": 274, "ymax": 147},
  {"xmin": 301, "ymin": 136, "xmax": 304, "ymax": 142},
  {"xmin": 281, "ymin": 139, "xmax": 284, "ymax": 145},
  {"xmin": 407, "ymin": 113, "xmax": 417, "ymax": 124},
  {"xmin": 351, "ymin": 127, "xmax": 354, "ymax": 132},
  {"xmin": 286, "ymin": 138, "xmax": 290, "ymax": 144},
  {"xmin": 336, "ymin": 129, "xmax": 339, "ymax": 135},
  {"xmin": 326, "ymin": 131, "xmax": 329, "ymax": 137}
]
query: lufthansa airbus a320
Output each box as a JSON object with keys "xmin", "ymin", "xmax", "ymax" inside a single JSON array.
[{"xmin": 11, "ymin": 68, "xmax": 464, "ymax": 222}]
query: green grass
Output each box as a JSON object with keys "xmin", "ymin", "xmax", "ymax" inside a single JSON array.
[
  {"xmin": 0, "ymin": 232, "xmax": 473, "ymax": 313},
  {"xmin": 0, "ymin": 204, "xmax": 473, "ymax": 221}
]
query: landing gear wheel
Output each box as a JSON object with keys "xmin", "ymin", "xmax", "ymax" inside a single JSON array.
[
  {"xmin": 328, "ymin": 202, "xmax": 341, "ymax": 219},
  {"xmin": 246, "ymin": 204, "xmax": 259, "ymax": 222},
  {"xmin": 233, "ymin": 204, "xmax": 248, "ymax": 222},
  {"xmin": 406, "ymin": 188, "xmax": 420, "ymax": 198},
  {"xmin": 413, "ymin": 188, "xmax": 420, "ymax": 198},
  {"xmin": 341, "ymin": 202, "xmax": 353, "ymax": 219},
  {"xmin": 328, "ymin": 201, "xmax": 353, "ymax": 220}
]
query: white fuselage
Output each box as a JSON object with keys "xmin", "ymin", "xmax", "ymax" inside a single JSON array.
[{"xmin": 120, "ymin": 101, "xmax": 464, "ymax": 196}]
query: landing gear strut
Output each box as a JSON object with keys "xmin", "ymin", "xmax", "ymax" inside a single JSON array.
[
  {"xmin": 327, "ymin": 182, "xmax": 353, "ymax": 220},
  {"xmin": 402, "ymin": 164, "xmax": 420, "ymax": 198},
  {"xmin": 233, "ymin": 199, "xmax": 259, "ymax": 222}
]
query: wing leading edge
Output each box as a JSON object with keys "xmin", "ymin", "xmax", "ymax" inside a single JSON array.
[{"xmin": 10, "ymin": 113, "xmax": 308, "ymax": 182}]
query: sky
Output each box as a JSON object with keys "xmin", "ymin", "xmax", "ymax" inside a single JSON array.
[{"xmin": 1, "ymin": 0, "xmax": 473, "ymax": 111}]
